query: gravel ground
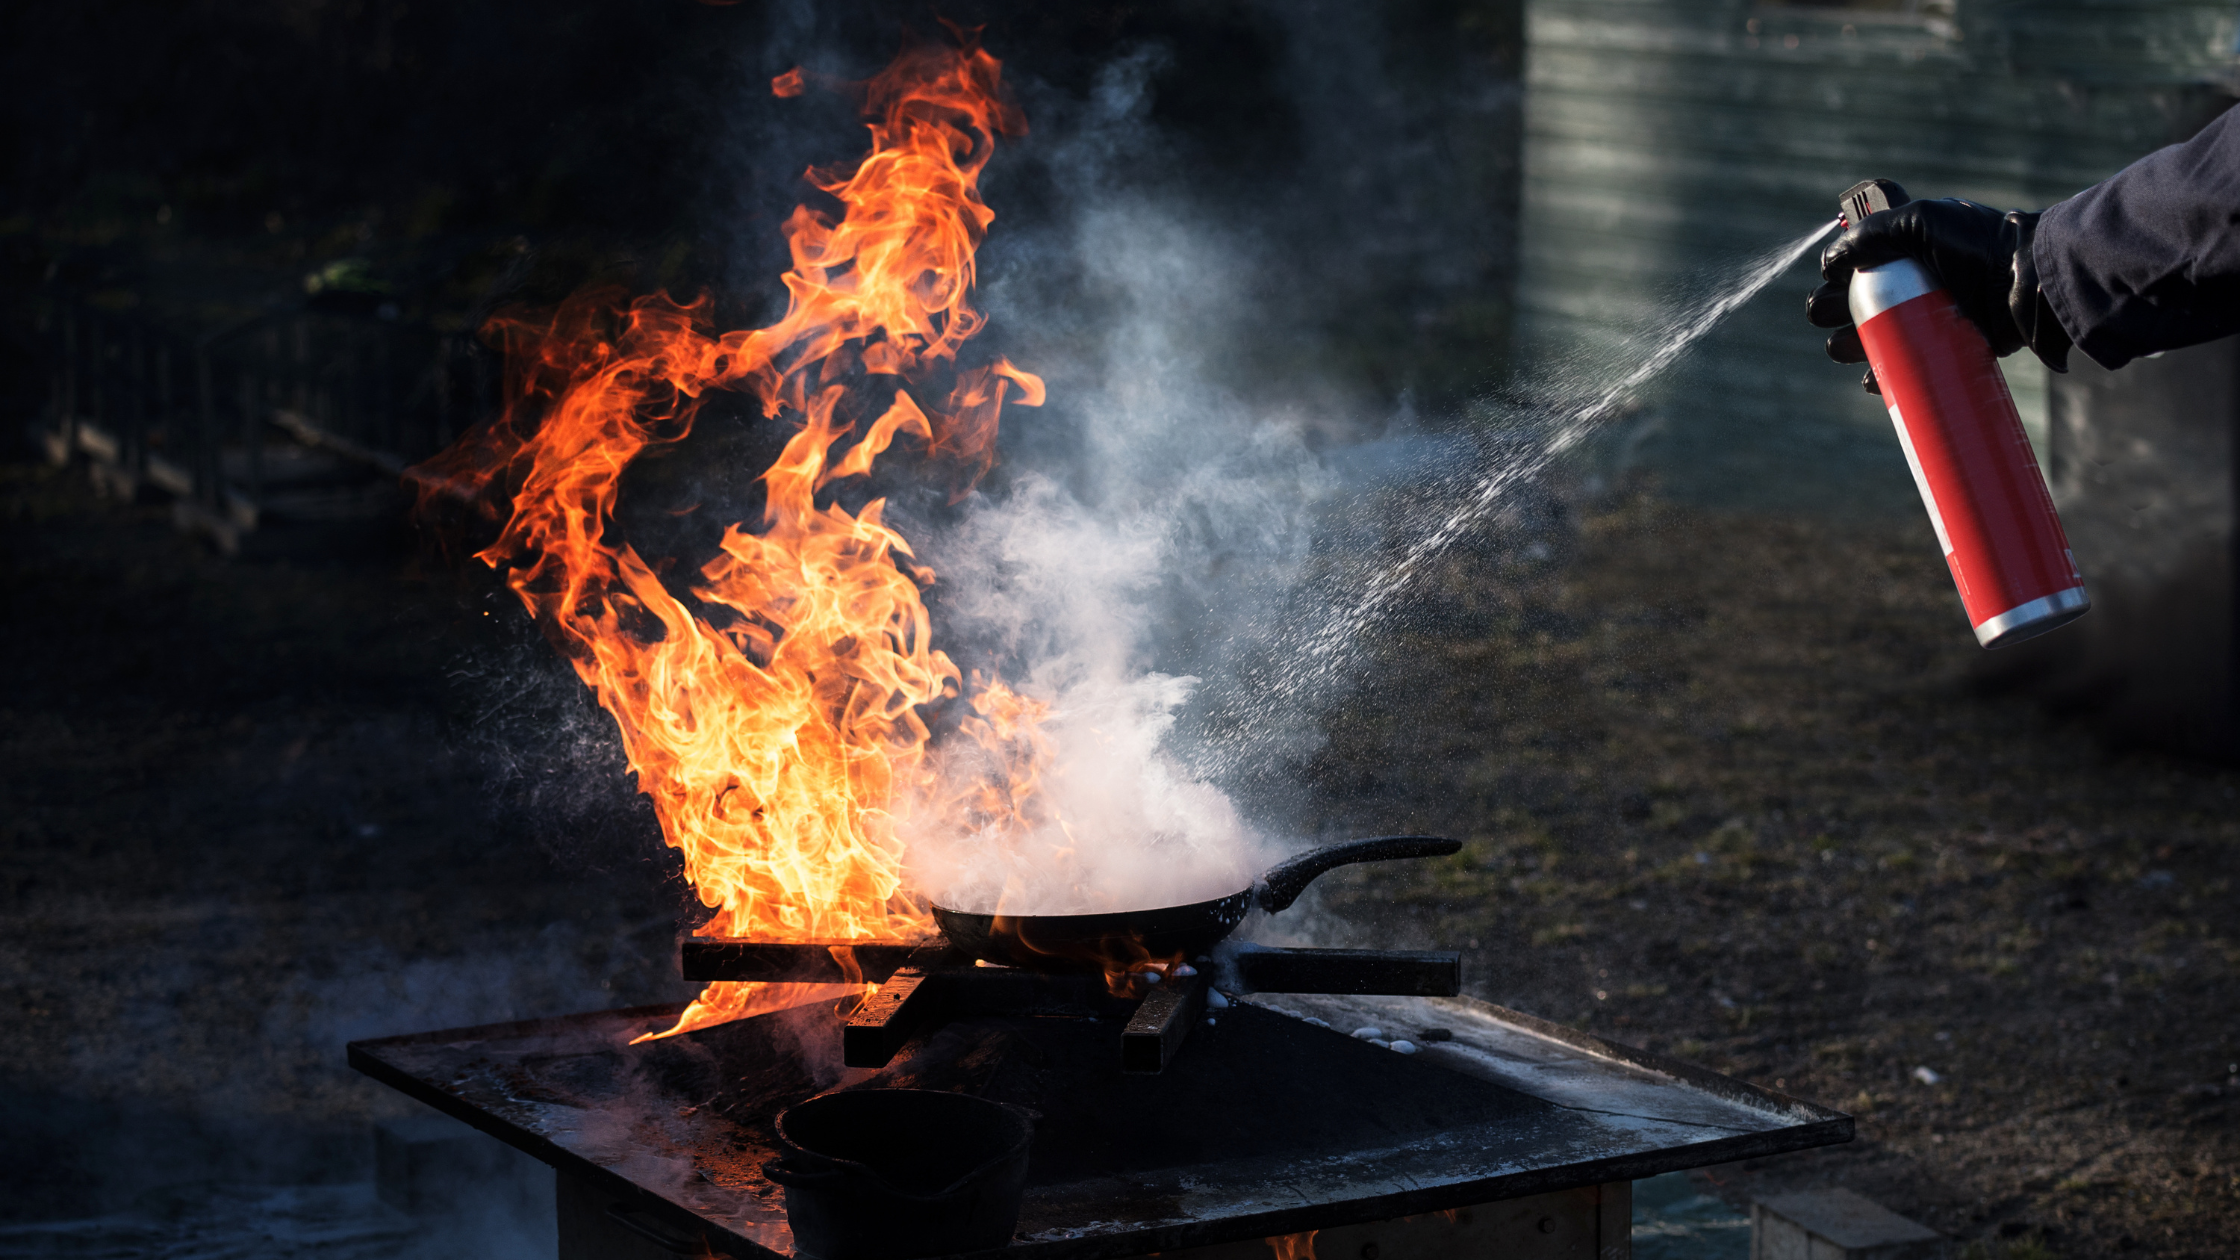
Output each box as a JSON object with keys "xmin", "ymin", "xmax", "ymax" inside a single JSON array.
[{"xmin": 4, "ymin": 457, "xmax": 2234, "ymax": 1258}]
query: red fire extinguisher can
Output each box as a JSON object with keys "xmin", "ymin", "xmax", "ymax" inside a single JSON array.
[{"xmin": 1840, "ymin": 179, "xmax": 2089, "ymax": 648}]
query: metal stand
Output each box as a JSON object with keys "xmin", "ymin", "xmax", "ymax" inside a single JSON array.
[
  {"xmin": 554, "ymin": 1171, "xmax": 1632, "ymax": 1260},
  {"xmin": 681, "ymin": 938, "xmax": 1463, "ymax": 1074}
]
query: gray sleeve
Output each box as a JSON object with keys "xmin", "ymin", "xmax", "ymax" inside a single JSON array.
[{"xmin": 2035, "ymin": 105, "xmax": 2240, "ymax": 370}]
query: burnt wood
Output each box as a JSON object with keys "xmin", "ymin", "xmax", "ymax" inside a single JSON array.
[
  {"xmin": 1120, "ymin": 973, "xmax": 1207, "ymax": 1074},
  {"xmin": 1225, "ymin": 947, "xmax": 1461, "ymax": 996},
  {"xmin": 840, "ymin": 968, "xmax": 942, "ymax": 1068}
]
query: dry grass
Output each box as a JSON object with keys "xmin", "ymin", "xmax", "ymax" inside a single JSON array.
[{"xmin": 1309, "ymin": 496, "xmax": 2240, "ymax": 1259}]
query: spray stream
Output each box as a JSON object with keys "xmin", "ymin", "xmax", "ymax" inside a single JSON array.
[{"xmin": 1202, "ymin": 219, "xmax": 1842, "ymax": 775}]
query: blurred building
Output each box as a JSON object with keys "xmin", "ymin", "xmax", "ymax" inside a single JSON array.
[{"xmin": 1516, "ymin": 0, "xmax": 2240, "ymax": 753}]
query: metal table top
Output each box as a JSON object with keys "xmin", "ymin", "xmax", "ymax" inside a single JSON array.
[{"xmin": 349, "ymin": 990, "xmax": 1849, "ymax": 1259}]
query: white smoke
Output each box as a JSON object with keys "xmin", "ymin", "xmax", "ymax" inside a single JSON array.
[
  {"xmin": 897, "ymin": 47, "xmax": 1354, "ymax": 915},
  {"xmin": 884, "ymin": 27, "xmax": 1817, "ymax": 918}
]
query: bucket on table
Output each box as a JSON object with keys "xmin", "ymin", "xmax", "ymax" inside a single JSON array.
[{"xmin": 765, "ymin": 1088, "xmax": 1034, "ymax": 1260}]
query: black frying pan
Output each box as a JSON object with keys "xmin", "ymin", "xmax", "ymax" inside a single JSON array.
[{"xmin": 929, "ymin": 834, "xmax": 1462, "ymax": 973}]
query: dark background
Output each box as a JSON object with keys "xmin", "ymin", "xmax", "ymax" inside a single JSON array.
[
  {"xmin": 4, "ymin": 4, "xmax": 2237, "ymax": 1258},
  {"xmin": 1, "ymin": 0, "xmax": 1521, "ymax": 421}
]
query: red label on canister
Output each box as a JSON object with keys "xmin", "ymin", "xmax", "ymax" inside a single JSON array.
[{"xmin": 1849, "ymin": 260, "xmax": 2087, "ymax": 647}]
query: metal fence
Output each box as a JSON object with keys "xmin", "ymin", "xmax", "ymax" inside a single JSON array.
[{"xmin": 34, "ymin": 294, "xmax": 491, "ymax": 553}]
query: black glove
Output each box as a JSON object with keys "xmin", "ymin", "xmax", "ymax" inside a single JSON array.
[{"xmin": 1806, "ymin": 198, "xmax": 2073, "ymax": 394}]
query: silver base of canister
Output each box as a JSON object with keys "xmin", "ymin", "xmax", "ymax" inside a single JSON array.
[{"xmin": 1974, "ymin": 585, "xmax": 2091, "ymax": 649}]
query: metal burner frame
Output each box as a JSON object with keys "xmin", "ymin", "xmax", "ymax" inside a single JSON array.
[
  {"xmin": 680, "ymin": 939, "xmax": 1463, "ymax": 1073},
  {"xmin": 349, "ymin": 991, "xmax": 1852, "ymax": 1260}
]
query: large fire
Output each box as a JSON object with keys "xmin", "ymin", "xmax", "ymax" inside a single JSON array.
[{"xmin": 414, "ymin": 33, "xmax": 1048, "ymax": 1038}]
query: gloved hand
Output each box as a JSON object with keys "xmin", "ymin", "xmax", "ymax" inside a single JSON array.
[{"xmin": 1806, "ymin": 198, "xmax": 2072, "ymax": 394}]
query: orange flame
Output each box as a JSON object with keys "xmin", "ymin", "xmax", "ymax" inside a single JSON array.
[
  {"xmin": 413, "ymin": 32, "xmax": 1045, "ymax": 1039},
  {"xmin": 977, "ymin": 917, "xmax": 1189, "ymax": 1000},
  {"xmin": 1266, "ymin": 1231, "xmax": 1318, "ymax": 1260},
  {"xmin": 1096, "ymin": 944, "xmax": 1191, "ymax": 1000}
]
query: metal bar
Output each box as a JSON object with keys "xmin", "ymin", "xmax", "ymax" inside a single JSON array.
[
  {"xmin": 39, "ymin": 302, "xmax": 79, "ymax": 464},
  {"xmin": 122, "ymin": 325, "xmax": 145, "ymax": 493},
  {"xmin": 337, "ymin": 332, "xmax": 355, "ymax": 451},
  {"xmin": 290, "ymin": 318, "xmax": 309, "ymax": 440},
  {"xmin": 239, "ymin": 370, "xmax": 262, "ymax": 502},
  {"xmin": 85, "ymin": 313, "xmax": 103, "ymax": 439},
  {"xmin": 1121, "ymin": 973, "xmax": 1205, "ymax": 1074},
  {"xmin": 64, "ymin": 305, "xmax": 78, "ymax": 427},
  {"xmin": 57, "ymin": 304, "xmax": 76, "ymax": 429},
  {"xmin": 152, "ymin": 340, "xmax": 171, "ymax": 485},
  {"xmin": 1225, "ymin": 948, "xmax": 1461, "ymax": 997},
  {"xmin": 432, "ymin": 338, "xmax": 452, "ymax": 448},
  {"xmin": 195, "ymin": 347, "xmax": 218, "ymax": 506},
  {"xmin": 840, "ymin": 952, "xmax": 953, "ymax": 1069},
  {"xmin": 679, "ymin": 939, "xmax": 925, "ymax": 984},
  {"xmin": 376, "ymin": 330, "xmax": 395, "ymax": 455}
]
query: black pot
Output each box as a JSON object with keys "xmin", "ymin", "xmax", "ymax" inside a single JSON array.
[{"xmin": 765, "ymin": 1089, "xmax": 1034, "ymax": 1260}]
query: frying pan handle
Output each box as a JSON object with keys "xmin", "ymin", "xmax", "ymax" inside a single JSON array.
[{"xmin": 1255, "ymin": 835, "xmax": 1462, "ymax": 913}]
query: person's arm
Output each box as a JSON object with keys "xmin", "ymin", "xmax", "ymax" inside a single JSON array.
[
  {"xmin": 2037, "ymin": 105, "xmax": 2240, "ymax": 370},
  {"xmin": 1807, "ymin": 105, "xmax": 2240, "ymax": 388}
]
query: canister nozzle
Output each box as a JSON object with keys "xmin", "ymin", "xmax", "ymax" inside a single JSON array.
[{"xmin": 1838, "ymin": 178, "xmax": 1911, "ymax": 228}]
